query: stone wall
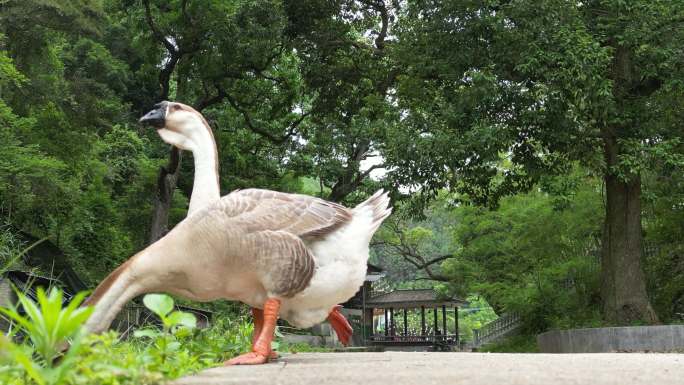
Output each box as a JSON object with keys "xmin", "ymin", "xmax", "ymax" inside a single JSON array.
[
  {"xmin": 538, "ymin": 325, "xmax": 684, "ymax": 353},
  {"xmin": 0, "ymin": 278, "xmax": 16, "ymax": 332},
  {"xmin": 0, "ymin": 278, "xmax": 13, "ymax": 307}
]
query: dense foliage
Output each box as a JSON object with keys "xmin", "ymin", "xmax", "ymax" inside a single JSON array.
[
  {"xmin": 386, "ymin": 0, "xmax": 684, "ymax": 324},
  {"xmin": 376, "ymin": 168, "xmax": 684, "ymax": 338},
  {"xmin": 0, "ymin": 0, "xmax": 401, "ymax": 281},
  {"xmin": 0, "ymin": 0, "xmax": 682, "ymax": 367}
]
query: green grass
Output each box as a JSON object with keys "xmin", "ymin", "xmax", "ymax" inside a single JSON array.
[
  {"xmin": 479, "ymin": 334, "xmax": 539, "ymax": 353},
  {"xmin": 0, "ymin": 290, "xmax": 281, "ymax": 385}
]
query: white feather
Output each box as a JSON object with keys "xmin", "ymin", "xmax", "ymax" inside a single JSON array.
[{"xmin": 279, "ymin": 190, "xmax": 391, "ymax": 328}]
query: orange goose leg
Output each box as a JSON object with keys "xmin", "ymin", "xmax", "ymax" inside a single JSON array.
[
  {"xmin": 251, "ymin": 308, "xmax": 279, "ymax": 360},
  {"xmin": 251, "ymin": 307, "xmax": 263, "ymax": 347},
  {"xmin": 328, "ymin": 305, "xmax": 353, "ymax": 346},
  {"xmin": 225, "ymin": 299, "xmax": 280, "ymax": 365}
]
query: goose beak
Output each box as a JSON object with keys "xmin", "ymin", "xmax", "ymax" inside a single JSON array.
[{"xmin": 139, "ymin": 101, "xmax": 168, "ymax": 128}]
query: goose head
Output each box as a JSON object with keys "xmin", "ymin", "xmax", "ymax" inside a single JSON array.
[{"xmin": 139, "ymin": 101, "xmax": 213, "ymax": 152}]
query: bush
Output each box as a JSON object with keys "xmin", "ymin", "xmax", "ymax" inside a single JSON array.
[
  {"xmin": 0, "ymin": 288, "xmax": 92, "ymax": 385},
  {"xmin": 0, "ymin": 291, "xmax": 258, "ymax": 385}
]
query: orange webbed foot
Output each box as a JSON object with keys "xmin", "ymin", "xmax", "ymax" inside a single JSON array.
[
  {"xmin": 226, "ymin": 299, "xmax": 280, "ymax": 366},
  {"xmin": 224, "ymin": 352, "xmax": 270, "ymax": 366},
  {"xmin": 328, "ymin": 305, "xmax": 353, "ymax": 346}
]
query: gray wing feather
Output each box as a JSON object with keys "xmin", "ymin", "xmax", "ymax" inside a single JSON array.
[
  {"xmin": 248, "ymin": 230, "xmax": 315, "ymax": 297},
  {"xmin": 202, "ymin": 189, "xmax": 353, "ymax": 297},
  {"xmin": 218, "ymin": 189, "xmax": 352, "ymax": 239}
]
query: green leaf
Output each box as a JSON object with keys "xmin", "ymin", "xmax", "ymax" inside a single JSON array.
[
  {"xmin": 166, "ymin": 341, "xmax": 181, "ymax": 352},
  {"xmin": 143, "ymin": 294, "xmax": 174, "ymax": 318},
  {"xmin": 133, "ymin": 328, "xmax": 161, "ymax": 339},
  {"xmin": 167, "ymin": 311, "xmax": 197, "ymax": 329},
  {"xmin": 173, "ymin": 326, "xmax": 193, "ymax": 338},
  {"xmin": 0, "ymin": 305, "xmax": 33, "ymax": 332}
]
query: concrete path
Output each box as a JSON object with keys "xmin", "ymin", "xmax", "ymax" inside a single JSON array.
[{"xmin": 172, "ymin": 352, "xmax": 683, "ymax": 385}]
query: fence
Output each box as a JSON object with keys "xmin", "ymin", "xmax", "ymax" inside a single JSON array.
[{"xmin": 472, "ymin": 313, "xmax": 522, "ymax": 348}]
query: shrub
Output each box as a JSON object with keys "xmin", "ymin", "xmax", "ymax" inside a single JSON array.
[{"xmin": 0, "ymin": 288, "xmax": 92, "ymax": 385}]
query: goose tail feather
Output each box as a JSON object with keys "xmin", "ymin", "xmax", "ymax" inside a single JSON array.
[{"xmin": 353, "ymin": 189, "xmax": 392, "ymax": 236}]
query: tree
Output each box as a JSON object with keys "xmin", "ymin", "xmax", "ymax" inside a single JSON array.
[
  {"xmin": 0, "ymin": 2, "xmax": 142, "ymax": 283},
  {"xmin": 118, "ymin": 0, "xmax": 401, "ymax": 244},
  {"xmin": 387, "ymin": 0, "xmax": 684, "ymax": 324},
  {"xmin": 285, "ymin": 0, "xmax": 400, "ymax": 203},
  {"xmin": 641, "ymin": 148, "xmax": 684, "ymax": 323},
  {"xmin": 372, "ymin": 199, "xmax": 456, "ymax": 283},
  {"xmin": 111, "ymin": 0, "xmax": 313, "ymax": 241},
  {"xmin": 376, "ymin": 174, "xmax": 606, "ymax": 331}
]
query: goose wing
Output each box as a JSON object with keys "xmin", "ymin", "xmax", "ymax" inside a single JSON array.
[
  {"xmin": 217, "ymin": 189, "xmax": 353, "ymax": 240},
  {"xmin": 199, "ymin": 189, "xmax": 353, "ymax": 298},
  {"xmin": 246, "ymin": 230, "xmax": 315, "ymax": 297}
]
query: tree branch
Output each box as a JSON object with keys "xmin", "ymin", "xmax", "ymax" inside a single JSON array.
[
  {"xmin": 401, "ymin": 253, "xmax": 450, "ymax": 281},
  {"xmin": 143, "ymin": 0, "xmax": 177, "ymax": 54},
  {"xmin": 414, "ymin": 254, "xmax": 454, "ymax": 270},
  {"xmin": 357, "ymin": 163, "xmax": 384, "ymax": 182},
  {"xmin": 358, "ymin": 0, "xmax": 391, "ymax": 52},
  {"xmin": 196, "ymin": 85, "xmax": 227, "ymax": 112},
  {"xmin": 180, "ymin": 0, "xmax": 191, "ymax": 24},
  {"xmin": 373, "ymin": 0, "xmax": 389, "ymax": 50},
  {"xmin": 199, "ymin": 84, "xmax": 309, "ymax": 144},
  {"xmin": 376, "ymin": 220, "xmax": 455, "ymax": 282},
  {"xmin": 224, "ymin": 92, "xmax": 301, "ymax": 144},
  {"xmin": 143, "ymin": 0, "xmax": 181, "ymax": 100}
]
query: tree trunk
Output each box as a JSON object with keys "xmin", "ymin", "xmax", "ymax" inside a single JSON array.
[
  {"xmin": 148, "ymin": 147, "xmax": 181, "ymax": 244},
  {"xmin": 601, "ymin": 136, "xmax": 658, "ymax": 324}
]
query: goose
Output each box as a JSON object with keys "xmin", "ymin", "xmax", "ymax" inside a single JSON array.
[
  {"xmin": 144, "ymin": 101, "xmax": 356, "ymax": 352},
  {"xmin": 82, "ymin": 101, "xmax": 392, "ymax": 365}
]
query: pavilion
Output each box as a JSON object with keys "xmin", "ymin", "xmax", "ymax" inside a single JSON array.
[
  {"xmin": 342, "ymin": 264, "xmax": 467, "ymax": 350},
  {"xmin": 363, "ymin": 289, "xmax": 466, "ymax": 350}
]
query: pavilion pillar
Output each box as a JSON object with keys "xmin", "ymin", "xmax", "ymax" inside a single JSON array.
[
  {"xmin": 420, "ymin": 306, "xmax": 426, "ymax": 336},
  {"xmin": 390, "ymin": 307, "xmax": 395, "ymax": 336},
  {"xmin": 384, "ymin": 308, "xmax": 388, "ymax": 336},
  {"xmin": 403, "ymin": 308, "xmax": 408, "ymax": 336},
  {"xmin": 454, "ymin": 306, "xmax": 459, "ymax": 345},
  {"xmin": 433, "ymin": 307, "xmax": 438, "ymax": 340},
  {"xmin": 442, "ymin": 305, "xmax": 447, "ymax": 341},
  {"xmin": 363, "ymin": 306, "xmax": 374, "ymax": 342},
  {"xmin": 361, "ymin": 283, "xmax": 367, "ymax": 343}
]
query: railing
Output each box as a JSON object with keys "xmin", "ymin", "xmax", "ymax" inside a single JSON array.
[
  {"xmin": 369, "ymin": 334, "xmax": 459, "ymax": 345},
  {"xmin": 473, "ymin": 313, "xmax": 522, "ymax": 347}
]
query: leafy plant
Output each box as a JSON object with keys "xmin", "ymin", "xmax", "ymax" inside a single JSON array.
[
  {"xmin": 0, "ymin": 288, "xmax": 92, "ymax": 385},
  {"xmin": 136, "ymin": 294, "xmax": 196, "ymax": 335},
  {"xmin": 130, "ymin": 294, "xmax": 200, "ymax": 375},
  {"xmin": 181, "ymin": 316, "xmax": 253, "ymax": 366}
]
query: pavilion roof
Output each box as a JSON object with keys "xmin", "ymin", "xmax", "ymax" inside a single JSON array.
[
  {"xmin": 367, "ymin": 263, "xmax": 384, "ymax": 274},
  {"xmin": 365, "ymin": 289, "xmax": 467, "ymax": 308}
]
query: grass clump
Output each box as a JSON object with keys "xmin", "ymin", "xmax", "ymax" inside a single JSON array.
[{"xmin": 0, "ymin": 289, "xmax": 254, "ymax": 385}]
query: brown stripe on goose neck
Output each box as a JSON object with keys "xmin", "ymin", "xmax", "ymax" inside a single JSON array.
[{"xmin": 82, "ymin": 255, "xmax": 136, "ymax": 307}]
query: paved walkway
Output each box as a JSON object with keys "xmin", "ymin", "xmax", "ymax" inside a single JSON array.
[{"xmin": 172, "ymin": 352, "xmax": 683, "ymax": 385}]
